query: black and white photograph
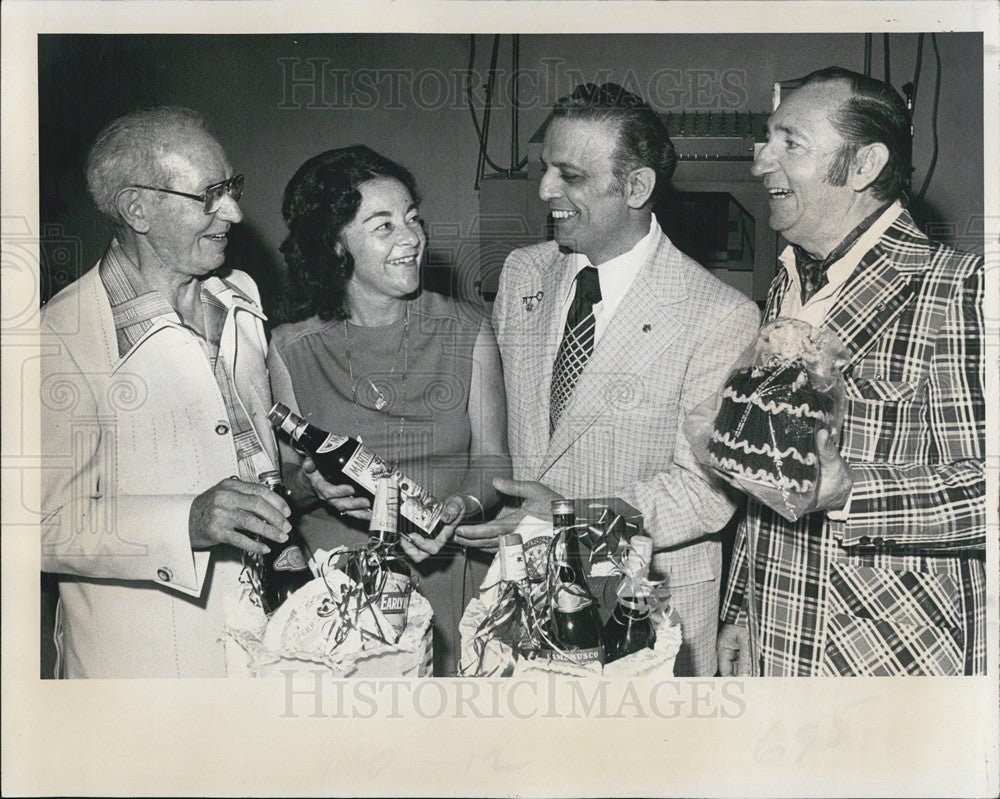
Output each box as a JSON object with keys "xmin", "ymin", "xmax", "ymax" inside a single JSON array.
[{"xmin": 2, "ymin": 1, "xmax": 997, "ymax": 796}]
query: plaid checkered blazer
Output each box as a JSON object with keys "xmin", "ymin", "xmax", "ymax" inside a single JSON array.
[
  {"xmin": 493, "ymin": 230, "xmax": 760, "ymax": 588},
  {"xmin": 721, "ymin": 209, "xmax": 986, "ymax": 676}
]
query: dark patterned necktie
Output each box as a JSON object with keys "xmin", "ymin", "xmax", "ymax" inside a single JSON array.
[{"xmin": 549, "ymin": 266, "xmax": 602, "ymax": 431}]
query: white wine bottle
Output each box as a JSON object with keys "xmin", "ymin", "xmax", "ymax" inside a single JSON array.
[
  {"xmin": 363, "ymin": 474, "xmax": 412, "ymax": 639},
  {"xmin": 497, "ymin": 533, "xmax": 542, "ymax": 661}
]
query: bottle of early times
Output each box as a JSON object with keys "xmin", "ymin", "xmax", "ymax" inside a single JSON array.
[
  {"xmin": 603, "ymin": 535, "xmax": 657, "ymax": 662},
  {"xmin": 267, "ymin": 403, "xmax": 443, "ymax": 536},
  {"xmin": 255, "ymin": 470, "xmax": 312, "ymax": 614},
  {"xmin": 364, "ymin": 474, "xmax": 413, "ymax": 640},
  {"xmin": 549, "ymin": 499, "xmax": 605, "ymax": 664}
]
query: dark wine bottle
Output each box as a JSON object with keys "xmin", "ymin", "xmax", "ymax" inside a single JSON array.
[
  {"xmin": 603, "ymin": 535, "xmax": 657, "ymax": 663},
  {"xmin": 549, "ymin": 499, "xmax": 605, "ymax": 665},
  {"xmin": 255, "ymin": 470, "xmax": 312, "ymax": 615},
  {"xmin": 363, "ymin": 474, "xmax": 412, "ymax": 640},
  {"xmin": 267, "ymin": 402, "xmax": 443, "ymax": 536}
]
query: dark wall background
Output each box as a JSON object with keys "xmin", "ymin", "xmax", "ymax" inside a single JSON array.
[{"xmin": 38, "ymin": 32, "xmax": 985, "ymax": 312}]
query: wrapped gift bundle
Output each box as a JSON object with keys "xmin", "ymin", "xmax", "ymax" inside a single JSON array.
[
  {"xmin": 687, "ymin": 318, "xmax": 849, "ymax": 521},
  {"xmin": 512, "ymin": 618, "xmax": 682, "ymax": 680},
  {"xmin": 460, "ymin": 593, "xmax": 681, "ymax": 679},
  {"xmin": 458, "ymin": 513, "xmax": 681, "ymax": 679},
  {"xmin": 226, "ymin": 548, "xmax": 433, "ymax": 678}
]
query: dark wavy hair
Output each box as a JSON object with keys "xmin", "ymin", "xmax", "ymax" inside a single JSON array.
[
  {"xmin": 553, "ymin": 82, "xmax": 676, "ymax": 203},
  {"xmin": 278, "ymin": 145, "xmax": 422, "ymax": 323},
  {"xmin": 797, "ymin": 66, "xmax": 911, "ymax": 204}
]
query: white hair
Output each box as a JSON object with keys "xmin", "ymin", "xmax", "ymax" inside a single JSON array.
[{"xmin": 85, "ymin": 106, "xmax": 210, "ymax": 221}]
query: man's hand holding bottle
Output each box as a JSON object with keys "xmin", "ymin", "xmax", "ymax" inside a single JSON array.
[{"xmin": 188, "ymin": 477, "xmax": 292, "ymax": 556}]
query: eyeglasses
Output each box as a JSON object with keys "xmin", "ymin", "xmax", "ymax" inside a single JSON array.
[{"xmin": 131, "ymin": 174, "xmax": 245, "ymax": 214}]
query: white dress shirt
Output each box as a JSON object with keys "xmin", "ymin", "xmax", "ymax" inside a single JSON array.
[{"xmin": 556, "ymin": 215, "xmax": 660, "ymax": 346}]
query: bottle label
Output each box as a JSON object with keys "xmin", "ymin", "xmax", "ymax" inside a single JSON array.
[
  {"xmin": 522, "ymin": 535, "xmax": 552, "ymax": 581},
  {"xmin": 558, "ymin": 646, "xmax": 604, "ymax": 665},
  {"xmin": 377, "ymin": 571, "xmax": 411, "ymax": 636},
  {"xmin": 555, "ymin": 583, "xmax": 594, "ymax": 613},
  {"xmin": 499, "ymin": 548, "xmax": 528, "ymax": 583},
  {"xmin": 370, "ymin": 476, "xmax": 399, "ymax": 535},
  {"xmin": 316, "ymin": 434, "xmax": 350, "ymax": 454},
  {"xmin": 273, "ymin": 545, "xmax": 309, "ymax": 573},
  {"xmin": 341, "ymin": 445, "xmax": 443, "ymax": 536},
  {"xmin": 541, "ymin": 646, "xmax": 605, "ymax": 665}
]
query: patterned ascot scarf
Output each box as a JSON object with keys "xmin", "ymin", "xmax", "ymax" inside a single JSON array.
[
  {"xmin": 99, "ymin": 238, "xmax": 265, "ymax": 483},
  {"xmin": 793, "ymin": 205, "xmax": 889, "ymax": 304}
]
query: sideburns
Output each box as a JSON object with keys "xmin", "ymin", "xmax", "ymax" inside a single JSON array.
[{"xmin": 825, "ymin": 142, "xmax": 858, "ymax": 187}]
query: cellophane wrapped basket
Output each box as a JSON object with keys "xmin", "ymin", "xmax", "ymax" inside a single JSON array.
[
  {"xmin": 458, "ymin": 513, "xmax": 681, "ymax": 679},
  {"xmin": 225, "ymin": 547, "xmax": 433, "ymax": 678},
  {"xmin": 687, "ymin": 317, "xmax": 849, "ymax": 521}
]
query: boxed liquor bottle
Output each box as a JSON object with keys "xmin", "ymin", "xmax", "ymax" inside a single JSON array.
[{"xmin": 570, "ymin": 497, "xmax": 644, "ymax": 579}]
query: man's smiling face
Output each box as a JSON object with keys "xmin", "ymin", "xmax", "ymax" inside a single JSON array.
[
  {"xmin": 538, "ymin": 116, "xmax": 634, "ymax": 265},
  {"xmin": 752, "ymin": 79, "xmax": 858, "ymax": 258}
]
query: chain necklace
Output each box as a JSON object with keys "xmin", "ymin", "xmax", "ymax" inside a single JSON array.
[{"xmin": 344, "ymin": 304, "xmax": 410, "ymax": 451}]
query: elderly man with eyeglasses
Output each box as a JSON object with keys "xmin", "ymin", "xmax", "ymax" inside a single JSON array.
[{"xmin": 40, "ymin": 107, "xmax": 290, "ymax": 677}]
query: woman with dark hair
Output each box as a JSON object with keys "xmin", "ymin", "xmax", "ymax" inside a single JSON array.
[{"xmin": 267, "ymin": 146, "xmax": 510, "ymax": 675}]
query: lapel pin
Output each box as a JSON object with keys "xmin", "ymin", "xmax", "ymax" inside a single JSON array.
[
  {"xmin": 522, "ymin": 291, "xmax": 544, "ymax": 311},
  {"xmin": 642, "ymin": 323, "xmax": 652, "ymax": 333}
]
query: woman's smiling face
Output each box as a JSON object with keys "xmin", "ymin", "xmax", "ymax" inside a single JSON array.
[{"xmin": 340, "ymin": 176, "xmax": 426, "ymax": 304}]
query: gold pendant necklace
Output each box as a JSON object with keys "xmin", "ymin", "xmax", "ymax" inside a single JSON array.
[{"xmin": 344, "ymin": 304, "xmax": 410, "ymax": 449}]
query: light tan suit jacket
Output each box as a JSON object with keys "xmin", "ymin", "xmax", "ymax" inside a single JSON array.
[{"xmin": 493, "ymin": 229, "xmax": 760, "ymax": 588}]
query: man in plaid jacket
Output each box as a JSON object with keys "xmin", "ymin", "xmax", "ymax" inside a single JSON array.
[{"xmin": 717, "ymin": 67, "xmax": 986, "ymax": 676}]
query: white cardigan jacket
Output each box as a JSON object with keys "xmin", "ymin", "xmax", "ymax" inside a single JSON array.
[{"xmin": 40, "ymin": 263, "xmax": 278, "ymax": 677}]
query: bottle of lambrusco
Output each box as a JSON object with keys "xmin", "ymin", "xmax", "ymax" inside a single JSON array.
[
  {"xmin": 255, "ymin": 470, "xmax": 312, "ymax": 614},
  {"xmin": 602, "ymin": 535, "xmax": 657, "ymax": 663},
  {"xmin": 364, "ymin": 474, "xmax": 412, "ymax": 640},
  {"xmin": 267, "ymin": 403, "xmax": 443, "ymax": 536},
  {"xmin": 549, "ymin": 499, "xmax": 605, "ymax": 664},
  {"xmin": 497, "ymin": 533, "xmax": 541, "ymax": 661}
]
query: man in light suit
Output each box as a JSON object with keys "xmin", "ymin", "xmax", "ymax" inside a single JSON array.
[
  {"xmin": 40, "ymin": 108, "xmax": 292, "ymax": 677},
  {"xmin": 717, "ymin": 67, "xmax": 986, "ymax": 676},
  {"xmin": 455, "ymin": 84, "xmax": 761, "ymax": 676}
]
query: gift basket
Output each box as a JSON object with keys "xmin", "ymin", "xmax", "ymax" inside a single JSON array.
[
  {"xmin": 225, "ymin": 475, "xmax": 433, "ymax": 678},
  {"xmin": 459, "ymin": 503, "xmax": 681, "ymax": 679},
  {"xmin": 226, "ymin": 546, "xmax": 433, "ymax": 678},
  {"xmin": 687, "ymin": 317, "xmax": 849, "ymax": 521}
]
